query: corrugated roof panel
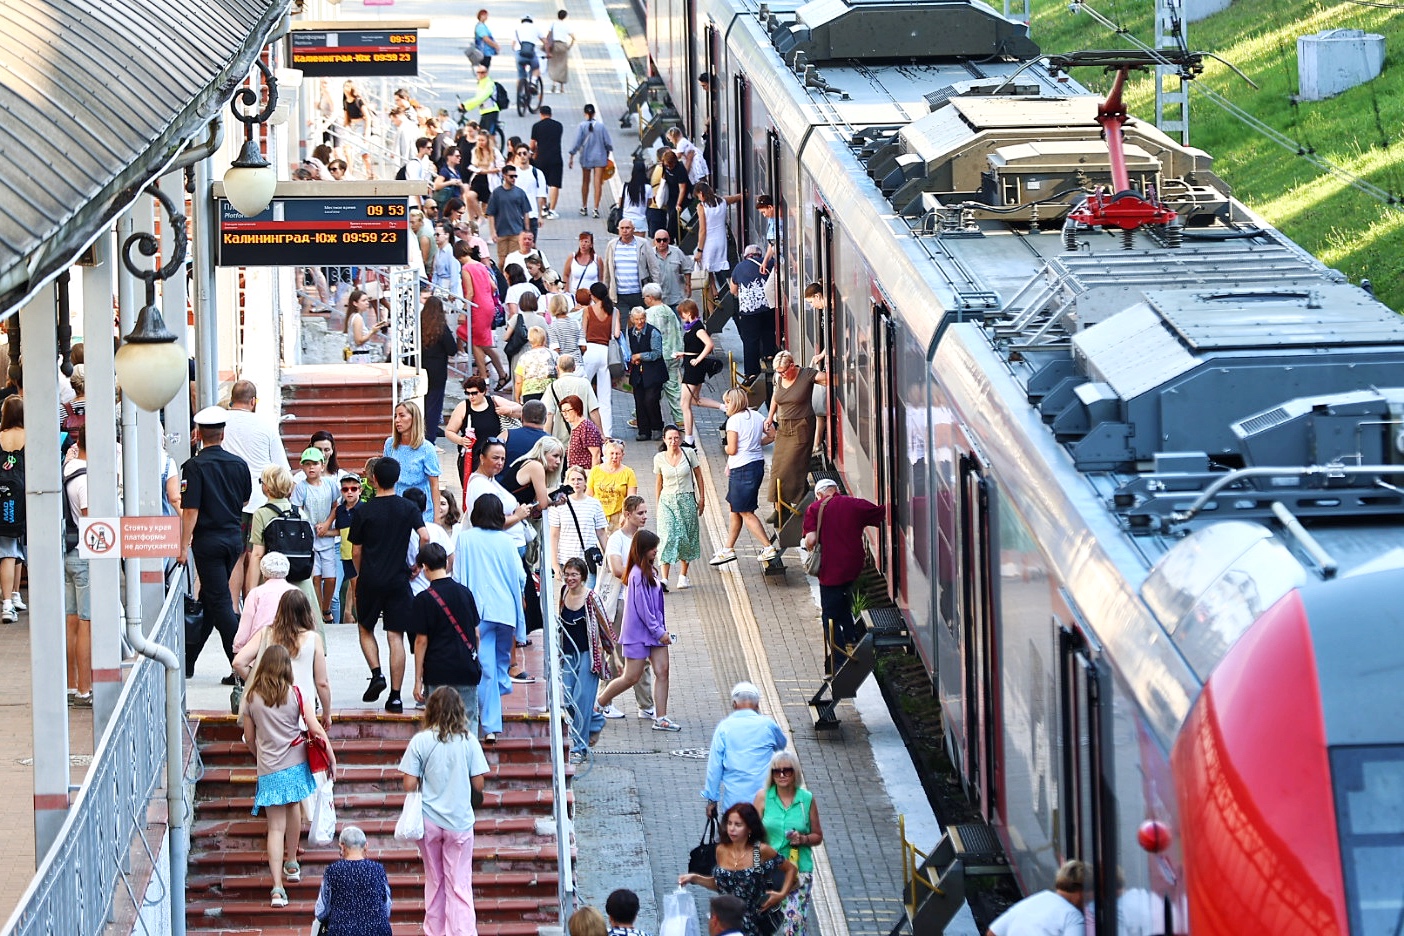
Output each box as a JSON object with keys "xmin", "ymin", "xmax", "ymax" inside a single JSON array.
[{"xmin": 0, "ymin": 0, "xmax": 285, "ymax": 312}]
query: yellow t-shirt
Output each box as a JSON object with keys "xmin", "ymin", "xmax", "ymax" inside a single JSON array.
[{"xmin": 588, "ymin": 464, "xmax": 637, "ymax": 517}]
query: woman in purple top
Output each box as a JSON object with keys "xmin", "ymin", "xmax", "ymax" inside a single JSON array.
[{"xmin": 593, "ymin": 530, "xmax": 679, "ymax": 730}]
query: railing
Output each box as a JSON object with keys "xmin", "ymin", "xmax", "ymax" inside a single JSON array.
[
  {"xmin": 537, "ymin": 514, "xmax": 574, "ymax": 926},
  {"xmin": 0, "ymin": 583, "xmax": 181, "ymax": 936}
]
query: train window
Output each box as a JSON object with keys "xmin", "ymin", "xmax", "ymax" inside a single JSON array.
[{"xmin": 1332, "ymin": 745, "xmax": 1404, "ymax": 935}]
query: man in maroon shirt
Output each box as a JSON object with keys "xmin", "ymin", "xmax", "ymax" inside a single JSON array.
[{"xmin": 802, "ymin": 479, "xmax": 884, "ymax": 647}]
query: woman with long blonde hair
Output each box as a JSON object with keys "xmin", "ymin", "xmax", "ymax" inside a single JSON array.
[
  {"xmin": 383, "ymin": 400, "xmax": 442, "ymax": 524},
  {"xmin": 233, "ymin": 589, "xmax": 332, "ymax": 729},
  {"xmin": 243, "ymin": 644, "xmax": 335, "ymax": 908}
]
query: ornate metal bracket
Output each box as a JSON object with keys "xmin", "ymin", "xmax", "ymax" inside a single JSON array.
[{"xmin": 119, "ymin": 185, "xmax": 186, "ymax": 342}]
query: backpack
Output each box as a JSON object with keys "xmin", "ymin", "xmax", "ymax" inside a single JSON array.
[
  {"xmin": 259, "ymin": 504, "xmax": 315, "ymax": 582},
  {"xmin": 394, "ymin": 162, "xmax": 408, "ymax": 181},
  {"xmin": 62, "ymin": 466, "xmax": 87, "ymax": 553},
  {"xmin": 0, "ymin": 449, "xmax": 25, "ymax": 538},
  {"xmin": 494, "ymin": 82, "xmax": 510, "ymax": 110}
]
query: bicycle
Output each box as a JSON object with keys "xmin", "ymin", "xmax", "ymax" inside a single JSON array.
[
  {"xmin": 516, "ymin": 72, "xmax": 543, "ymax": 116},
  {"xmin": 457, "ymin": 103, "xmax": 506, "ymax": 154}
]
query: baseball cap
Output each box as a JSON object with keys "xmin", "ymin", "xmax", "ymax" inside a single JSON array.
[
  {"xmin": 815, "ymin": 478, "xmax": 839, "ymax": 494},
  {"xmin": 300, "ymin": 447, "xmax": 325, "ymax": 463},
  {"xmin": 742, "ymin": 244, "xmax": 762, "ymax": 258}
]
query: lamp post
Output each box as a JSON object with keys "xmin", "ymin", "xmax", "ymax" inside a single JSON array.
[
  {"xmin": 223, "ymin": 58, "xmax": 280, "ymax": 217},
  {"xmin": 114, "ymin": 184, "xmax": 189, "ymax": 412}
]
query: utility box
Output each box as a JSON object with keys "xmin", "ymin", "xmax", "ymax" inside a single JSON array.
[
  {"xmin": 1184, "ymin": 0, "xmax": 1231, "ymax": 23},
  {"xmin": 1298, "ymin": 29, "xmax": 1386, "ymax": 100}
]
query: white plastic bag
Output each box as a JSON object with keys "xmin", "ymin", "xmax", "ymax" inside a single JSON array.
[
  {"xmin": 660, "ymin": 887, "xmax": 699, "ymax": 936},
  {"xmin": 394, "ymin": 791, "xmax": 425, "ymax": 841},
  {"xmin": 310, "ymin": 779, "xmax": 337, "ymax": 846}
]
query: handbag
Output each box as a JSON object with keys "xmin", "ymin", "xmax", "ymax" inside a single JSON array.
[
  {"xmin": 294, "ymin": 687, "xmax": 334, "ymax": 775},
  {"xmin": 687, "ymin": 817, "xmax": 719, "ymax": 875},
  {"xmin": 803, "ymin": 497, "xmax": 828, "ymax": 577},
  {"xmin": 603, "ymin": 156, "xmax": 617, "ymax": 181},
  {"xmin": 182, "ymin": 565, "xmax": 204, "ymax": 680},
  {"xmin": 753, "ymin": 845, "xmax": 787, "ymax": 936},
  {"xmin": 564, "ymin": 499, "xmax": 604, "ymax": 574},
  {"xmin": 427, "ymin": 585, "xmax": 483, "ymax": 684},
  {"xmin": 394, "ymin": 791, "xmax": 426, "ymax": 841},
  {"xmin": 763, "ymin": 266, "xmax": 778, "ymax": 309},
  {"xmin": 606, "ymin": 204, "xmax": 622, "ymax": 235},
  {"xmin": 607, "ymin": 335, "xmax": 626, "ymax": 379},
  {"xmin": 504, "ymin": 314, "xmax": 530, "ymax": 359}
]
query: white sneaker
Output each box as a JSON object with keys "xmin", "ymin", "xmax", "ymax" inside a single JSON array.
[
  {"xmin": 600, "ymin": 704, "xmax": 625, "ymax": 719},
  {"xmin": 637, "ymin": 707, "xmax": 656, "ymax": 720},
  {"xmin": 709, "ymin": 548, "xmax": 737, "ymax": 566},
  {"xmin": 758, "ymin": 545, "xmax": 780, "ymax": 562},
  {"xmin": 10, "ymin": 592, "xmax": 25, "ymax": 611},
  {"xmin": 2, "ymin": 602, "xmax": 15, "ymax": 624},
  {"xmin": 676, "ymin": 574, "xmax": 691, "ymax": 589}
]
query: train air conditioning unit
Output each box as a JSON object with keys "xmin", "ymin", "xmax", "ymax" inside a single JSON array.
[{"xmin": 765, "ymin": 0, "xmax": 1039, "ymax": 63}]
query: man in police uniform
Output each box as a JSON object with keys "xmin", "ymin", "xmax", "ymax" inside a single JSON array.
[{"xmin": 180, "ymin": 406, "xmax": 253, "ymax": 678}]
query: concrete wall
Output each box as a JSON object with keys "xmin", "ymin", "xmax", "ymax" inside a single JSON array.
[
  {"xmin": 1299, "ymin": 29, "xmax": 1386, "ymax": 101},
  {"xmin": 1185, "ymin": 0, "xmax": 1231, "ymax": 23}
]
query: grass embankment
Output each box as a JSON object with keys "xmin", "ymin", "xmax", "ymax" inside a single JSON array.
[{"xmin": 1028, "ymin": 0, "xmax": 1404, "ymax": 311}]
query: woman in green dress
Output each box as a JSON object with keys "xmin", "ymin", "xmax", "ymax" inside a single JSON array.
[{"xmin": 754, "ymin": 751, "xmax": 824, "ymax": 936}]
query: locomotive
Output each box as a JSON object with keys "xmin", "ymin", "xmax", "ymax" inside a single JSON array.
[{"xmin": 642, "ymin": 0, "xmax": 1404, "ymax": 932}]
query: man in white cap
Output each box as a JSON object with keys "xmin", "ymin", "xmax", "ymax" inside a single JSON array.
[
  {"xmin": 180, "ymin": 406, "xmax": 253, "ymax": 679},
  {"xmin": 701, "ymin": 681, "xmax": 787, "ymax": 815},
  {"xmin": 803, "ymin": 479, "xmax": 883, "ymax": 651}
]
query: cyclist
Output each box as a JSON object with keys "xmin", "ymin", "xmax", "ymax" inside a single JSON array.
[
  {"xmin": 461, "ymin": 63, "xmax": 502, "ymax": 139},
  {"xmin": 512, "ymin": 15, "xmax": 544, "ymax": 90}
]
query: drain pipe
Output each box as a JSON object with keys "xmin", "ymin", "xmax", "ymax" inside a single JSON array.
[{"xmin": 128, "ymin": 592, "xmax": 187, "ymax": 936}]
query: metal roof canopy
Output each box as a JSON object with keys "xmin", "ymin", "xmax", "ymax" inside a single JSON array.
[{"xmin": 0, "ymin": 0, "xmax": 290, "ymax": 317}]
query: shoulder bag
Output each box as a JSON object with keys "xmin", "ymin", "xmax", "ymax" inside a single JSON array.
[
  {"xmin": 803, "ymin": 497, "xmax": 828, "ymax": 577},
  {"xmin": 688, "ymin": 816, "xmax": 719, "ymax": 875},
  {"xmin": 752, "ymin": 845, "xmax": 787, "ymax": 936},
  {"xmin": 426, "ymin": 586, "xmax": 483, "ymax": 684},
  {"xmin": 293, "ymin": 687, "xmax": 334, "ymax": 775},
  {"xmin": 564, "ymin": 498, "xmax": 605, "ymax": 572}
]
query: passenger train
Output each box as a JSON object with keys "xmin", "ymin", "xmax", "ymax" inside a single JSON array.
[{"xmin": 640, "ymin": 0, "xmax": 1404, "ymax": 932}]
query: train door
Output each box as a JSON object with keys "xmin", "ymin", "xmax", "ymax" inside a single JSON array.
[
  {"xmin": 1058, "ymin": 625, "xmax": 1117, "ymax": 936},
  {"xmin": 767, "ymin": 129, "xmax": 785, "ymax": 342},
  {"xmin": 732, "ymin": 73, "xmax": 751, "ymax": 246},
  {"xmin": 683, "ymin": 0, "xmax": 697, "ymax": 135},
  {"xmin": 813, "ymin": 209, "xmax": 835, "ymax": 462},
  {"xmin": 960, "ymin": 456, "xmax": 998, "ymax": 819},
  {"xmin": 702, "ymin": 24, "xmax": 719, "ymax": 175},
  {"xmin": 876, "ymin": 309, "xmax": 900, "ymax": 589}
]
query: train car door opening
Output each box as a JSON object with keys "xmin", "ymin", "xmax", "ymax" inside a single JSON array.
[
  {"xmin": 702, "ymin": 24, "xmax": 719, "ymax": 173},
  {"xmin": 732, "ymin": 73, "xmax": 751, "ymax": 248},
  {"xmin": 877, "ymin": 309, "xmax": 900, "ymax": 593},
  {"xmin": 814, "ymin": 208, "xmax": 835, "ymax": 463},
  {"xmin": 683, "ymin": 0, "xmax": 697, "ymax": 135},
  {"xmin": 960, "ymin": 455, "xmax": 998, "ymax": 818},
  {"xmin": 767, "ymin": 129, "xmax": 785, "ymax": 343},
  {"xmin": 1058, "ymin": 626, "xmax": 1118, "ymax": 936}
]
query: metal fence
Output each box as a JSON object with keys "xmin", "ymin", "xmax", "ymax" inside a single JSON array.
[{"xmin": 0, "ymin": 585, "xmax": 180, "ymax": 936}]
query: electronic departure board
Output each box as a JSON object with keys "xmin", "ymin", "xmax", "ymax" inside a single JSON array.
[
  {"xmin": 217, "ymin": 199, "xmax": 409, "ymax": 267},
  {"xmin": 290, "ymin": 29, "xmax": 418, "ymax": 77}
]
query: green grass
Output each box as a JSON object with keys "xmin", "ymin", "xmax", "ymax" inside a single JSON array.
[{"xmin": 1029, "ymin": 0, "xmax": 1404, "ymax": 311}]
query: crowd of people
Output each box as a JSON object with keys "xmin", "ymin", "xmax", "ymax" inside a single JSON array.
[{"xmin": 171, "ymin": 6, "xmax": 904, "ymax": 933}]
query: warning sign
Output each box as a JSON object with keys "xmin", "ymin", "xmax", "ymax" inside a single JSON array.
[{"xmin": 78, "ymin": 517, "xmax": 181, "ymax": 559}]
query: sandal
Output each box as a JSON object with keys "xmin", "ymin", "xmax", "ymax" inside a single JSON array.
[
  {"xmin": 270, "ymin": 887, "xmax": 289, "ymax": 908},
  {"xmin": 283, "ymin": 861, "xmax": 301, "ymax": 883},
  {"xmin": 652, "ymin": 717, "xmax": 682, "ymax": 732},
  {"xmin": 483, "ymin": 733, "xmax": 497, "ymax": 745}
]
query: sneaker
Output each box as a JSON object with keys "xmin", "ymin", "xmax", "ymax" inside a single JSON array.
[
  {"xmin": 593, "ymin": 208, "xmax": 601, "ymax": 218},
  {"xmin": 637, "ymin": 707, "xmax": 656, "ymax": 720},
  {"xmin": 385, "ymin": 695, "xmax": 404, "ymax": 715},
  {"xmin": 569, "ymin": 750, "xmax": 587, "ymax": 765},
  {"xmin": 70, "ymin": 692, "xmax": 92, "ymax": 708},
  {"xmin": 652, "ymin": 717, "xmax": 682, "ymax": 731},
  {"xmin": 627, "ymin": 418, "xmax": 638, "ymax": 428},
  {"xmin": 363, "ymin": 672, "xmax": 387, "ymax": 703},
  {"xmin": 9, "ymin": 592, "xmax": 25, "ymax": 611},
  {"xmin": 579, "ymin": 207, "xmax": 589, "ymax": 216},
  {"xmin": 544, "ymin": 209, "xmax": 560, "ymax": 220},
  {"xmin": 600, "ymin": 704, "xmax": 625, "ymax": 719},
  {"xmin": 709, "ymin": 548, "xmax": 737, "ymax": 566},
  {"xmin": 758, "ymin": 545, "xmax": 780, "ymax": 562},
  {"xmin": 511, "ymin": 670, "xmax": 537, "ymax": 684},
  {"xmin": 676, "ymin": 574, "xmax": 691, "ymax": 590},
  {"xmin": 220, "ymin": 673, "xmax": 239, "ymax": 686},
  {"xmin": 1, "ymin": 602, "xmax": 15, "ymax": 624}
]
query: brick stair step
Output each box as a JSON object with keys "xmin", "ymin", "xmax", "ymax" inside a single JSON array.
[
  {"xmin": 193, "ymin": 711, "xmax": 553, "ymax": 743},
  {"xmin": 195, "ymin": 787, "xmax": 570, "ymax": 817},
  {"xmin": 188, "ymin": 895, "xmax": 551, "ymax": 920},
  {"xmin": 187, "ymin": 870, "xmax": 558, "ymax": 894},
  {"xmin": 193, "ymin": 815, "xmax": 545, "ymax": 840},
  {"xmin": 189, "ymin": 843, "xmax": 564, "ymax": 867},
  {"xmin": 199, "ymin": 763, "xmax": 566, "ymax": 786},
  {"xmin": 198, "ymin": 736, "xmax": 554, "ymax": 766},
  {"xmin": 188, "ymin": 922, "xmax": 542, "ymax": 936}
]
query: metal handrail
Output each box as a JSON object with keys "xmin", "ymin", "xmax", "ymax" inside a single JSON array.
[
  {"xmin": 537, "ymin": 513, "xmax": 574, "ymax": 925},
  {"xmin": 0, "ymin": 582, "xmax": 182, "ymax": 936}
]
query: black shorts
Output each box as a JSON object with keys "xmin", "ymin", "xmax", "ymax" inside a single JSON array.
[
  {"xmin": 537, "ymin": 162, "xmax": 563, "ymax": 189},
  {"xmin": 355, "ymin": 579, "xmax": 412, "ymax": 633}
]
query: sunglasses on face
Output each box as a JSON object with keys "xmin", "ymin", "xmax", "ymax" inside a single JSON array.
[
  {"xmin": 655, "ymin": 237, "xmax": 669, "ymax": 242},
  {"xmin": 772, "ymin": 767, "xmax": 794, "ymax": 776}
]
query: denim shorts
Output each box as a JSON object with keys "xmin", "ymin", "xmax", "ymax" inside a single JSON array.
[
  {"xmin": 312, "ymin": 544, "xmax": 340, "ymax": 578},
  {"xmin": 726, "ymin": 459, "xmax": 764, "ymax": 514},
  {"xmin": 64, "ymin": 550, "xmax": 90, "ymax": 619}
]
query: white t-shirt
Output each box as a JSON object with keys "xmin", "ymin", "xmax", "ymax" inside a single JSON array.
[
  {"xmin": 409, "ymin": 523, "xmax": 455, "ymax": 595},
  {"xmin": 466, "ymin": 473, "xmax": 532, "ymax": 547},
  {"xmin": 505, "ymin": 282, "xmax": 540, "ymax": 310},
  {"xmin": 601, "ymin": 527, "xmax": 634, "ymax": 611},
  {"xmin": 513, "ymin": 166, "xmax": 548, "ymax": 218},
  {"xmin": 513, "ymin": 22, "xmax": 545, "ymax": 52},
  {"xmin": 987, "ymin": 890, "xmax": 1084, "ymax": 936},
  {"xmin": 398, "ymin": 729, "xmax": 489, "ymax": 832},
  {"xmin": 548, "ymin": 495, "xmax": 607, "ymax": 564},
  {"xmin": 725, "ymin": 408, "xmax": 766, "ymax": 470},
  {"xmin": 221, "ymin": 408, "xmax": 290, "ymax": 513},
  {"xmin": 64, "ymin": 458, "xmax": 88, "ymax": 539}
]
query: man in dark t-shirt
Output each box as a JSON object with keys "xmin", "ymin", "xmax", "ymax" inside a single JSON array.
[
  {"xmin": 408, "ymin": 543, "xmax": 483, "ymax": 732},
  {"xmin": 530, "ymin": 105, "xmax": 566, "ymax": 217},
  {"xmin": 350, "ymin": 457, "xmax": 428, "ymax": 714},
  {"xmin": 501, "ymin": 400, "xmax": 550, "ymax": 503}
]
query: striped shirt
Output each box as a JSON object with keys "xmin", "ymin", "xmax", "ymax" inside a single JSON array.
[{"xmin": 614, "ymin": 246, "xmax": 640, "ymax": 294}]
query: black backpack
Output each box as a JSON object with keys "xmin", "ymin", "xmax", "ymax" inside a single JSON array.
[
  {"xmin": 260, "ymin": 504, "xmax": 315, "ymax": 582},
  {"xmin": 494, "ymin": 82, "xmax": 510, "ymax": 110},
  {"xmin": 62, "ymin": 466, "xmax": 87, "ymax": 553},
  {"xmin": 0, "ymin": 448, "xmax": 25, "ymax": 538},
  {"xmin": 394, "ymin": 162, "xmax": 408, "ymax": 181}
]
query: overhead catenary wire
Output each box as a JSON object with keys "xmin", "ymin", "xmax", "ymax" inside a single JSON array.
[{"xmin": 1067, "ymin": 0, "xmax": 1404, "ymax": 210}]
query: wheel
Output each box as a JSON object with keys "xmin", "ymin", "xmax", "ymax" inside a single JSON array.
[
  {"xmin": 526, "ymin": 76, "xmax": 543, "ymax": 114},
  {"xmin": 494, "ymin": 122, "xmax": 506, "ymax": 154},
  {"xmin": 516, "ymin": 78, "xmax": 527, "ymax": 116}
]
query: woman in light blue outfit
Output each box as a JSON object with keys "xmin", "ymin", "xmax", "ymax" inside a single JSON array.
[
  {"xmin": 567, "ymin": 103, "xmax": 614, "ymax": 218},
  {"xmin": 384, "ymin": 401, "xmax": 441, "ymax": 524},
  {"xmin": 557, "ymin": 557, "xmax": 613, "ymax": 760},
  {"xmin": 452, "ymin": 493, "xmax": 526, "ymax": 744}
]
